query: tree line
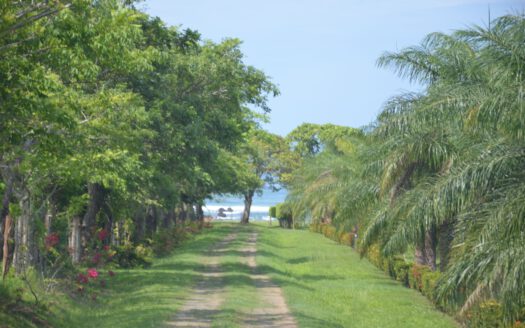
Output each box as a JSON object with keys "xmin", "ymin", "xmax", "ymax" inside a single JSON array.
[
  {"xmin": 282, "ymin": 14, "xmax": 525, "ymax": 325},
  {"xmin": 0, "ymin": 0, "xmax": 281, "ymax": 278}
]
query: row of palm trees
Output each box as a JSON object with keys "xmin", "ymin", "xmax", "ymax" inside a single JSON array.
[{"xmin": 285, "ymin": 14, "xmax": 524, "ymax": 322}]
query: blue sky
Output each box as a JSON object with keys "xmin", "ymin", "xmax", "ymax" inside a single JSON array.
[{"xmin": 143, "ymin": 1, "xmax": 524, "ymax": 136}]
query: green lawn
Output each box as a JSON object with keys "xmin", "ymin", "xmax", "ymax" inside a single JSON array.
[
  {"xmin": 54, "ymin": 222, "xmax": 458, "ymax": 327},
  {"xmin": 254, "ymin": 223, "xmax": 458, "ymax": 328}
]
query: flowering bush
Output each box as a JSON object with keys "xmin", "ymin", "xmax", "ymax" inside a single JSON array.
[
  {"xmin": 97, "ymin": 228, "xmax": 108, "ymax": 242},
  {"xmin": 75, "ymin": 268, "xmax": 115, "ymax": 300},
  {"xmin": 77, "ymin": 273, "xmax": 89, "ymax": 284},
  {"xmin": 44, "ymin": 233, "xmax": 60, "ymax": 250},
  {"xmin": 152, "ymin": 223, "xmax": 203, "ymax": 256},
  {"xmin": 83, "ymin": 243, "xmax": 116, "ymax": 267}
]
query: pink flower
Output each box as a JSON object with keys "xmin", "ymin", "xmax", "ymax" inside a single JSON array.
[{"xmin": 87, "ymin": 268, "xmax": 99, "ymax": 279}]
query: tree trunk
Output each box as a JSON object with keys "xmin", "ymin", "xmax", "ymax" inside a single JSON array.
[
  {"xmin": 2, "ymin": 214, "xmax": 13, "ymax": 279},
  {"xmin": 44, "ymin": 206, "xmax": 53, "ymax": 235},
  {"xmin": 104, "ymin": 203, "xmax": 113, "ymax": 246},
  {"xmin": 69, "ymin": 216, "xmax": 82, "ymax": 264},
  {"xmin": 13, "ymin": 193, "xmax": 38, "ymax": 273},
  {"xmin": 145, "ymin": 206, "xmax": 157, "ymax": 237},
  {"xmin": 425, "ymin": 226, "xmax": 437, "ymax": 271},
  {"xmin": 81, "ymin": 183, "xmax": 105, "ymax": 252},
  {"xmin": 438, "ymin": 220, "xmax": 454, "ymax": 271},
  {"xmin": 133, "ymin": 208, "xmax": 145, "ymax": 243},
  {"xmin": 196, "ymin": 204, "xmax": 204, "ymax": 222},
  {"xmin": 186, "ymin": 203, "xmax": 196, "ymax": 221},
  {"xmin": 116, "ymin": 220, "xmax": 124, "ymax": 246},
  {"xmin": 241, "ymin": 190, "xmax": 254, "ymax": 224},
  {"xmin": 177, "ymin": 205, "xmax": 187, "ymax": 224},
  {"xmin": 0, "ymin": 176, "xmax": 14, "ymax": 261},
  {"xmin": 162, "ymin": 208, "xmax": 173, "ymax": 229},
  {"xmin": 390, "ymin": 162, "xmax": 417, "ymax": 204}
]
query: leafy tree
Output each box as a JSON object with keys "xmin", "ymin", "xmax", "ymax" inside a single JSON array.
[{"xmin": 235, "ymin": 130, "xmax": 287, "ymax": 224}]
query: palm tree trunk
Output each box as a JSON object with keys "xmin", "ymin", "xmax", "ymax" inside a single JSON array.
[
  {"xmin": 425, "ymin": 226, "xmax": 437, "ymax": 271},
  {"xmin": 414, "ymin": 241, "xmax": 427, "ymax": 265},
  {"xmin": 438, "ymin": 220, "xmax": 454, "ymax": 271}
]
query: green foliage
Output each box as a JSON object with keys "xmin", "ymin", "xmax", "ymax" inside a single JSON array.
[
  {"xmin": 421, "ymin": 271, "xmax": 441, "ymax": 300},
  {"xmin": 322, "ymin": 225, "xmax": 337, "ymax": 240},
  {"xmin": 466, "ymin": 300, "xmax": 505, "ymax": 328},
  {"xmin": 151, "ymin": 223, "xmax": 206, "ymax": 257},
  {"xmin": 269, "ymin": 206, "xmax": 276, "ymax": 218},
  {"xmin": 0, "ymin": 2, "xmax": 280, "ymax": 325},
  {"xmin": 112, "ymin": 244, "xmax": 152, "ymax": 269},
  {"xmin": 408, "ymin": 265, "xmax": 432, "ymax": 292},
  {"xmin": 276, "ymin": 202, "xmax": 293, "ymax": 228},
  {"xmin": 285, "ymin": 13, "xmax": 525, "ymax": 325},
  {"xmin": 392, "ymin": 258, "xmax": 412, "ymax": 286},
  {"xmin": 339, "ymin": 232, "xmax": 353, "ymax": 246},
  {"xmin": 0, "ymin": 271, "xmax": 54, "ymax": 327},
  {"xmin": 152, "ymin": 227, "xmax": 188, "ymax": 257}
]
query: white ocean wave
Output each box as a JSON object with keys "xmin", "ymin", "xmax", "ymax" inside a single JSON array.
[
  {"xmin": 203, "ymin": 205, "xmax": 273, "ymax": 221},
  {"xmin": 203, "ymin": 205, "xmax": 270, "ymax": 214},
  {"xmin": 212, "ymin": 215, "xmax": 273, "ymax": 221}
]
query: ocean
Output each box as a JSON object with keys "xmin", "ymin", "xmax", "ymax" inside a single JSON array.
[{"xmin": 203, "ymin": 187, "xmax": 287, "ymax": 221}]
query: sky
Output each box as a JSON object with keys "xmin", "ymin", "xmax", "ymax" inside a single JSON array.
[{"xmin": 142, "ymin": 0, "xmax": 524, "ymax": 136}]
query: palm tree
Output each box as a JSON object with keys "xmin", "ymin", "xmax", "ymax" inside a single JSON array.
[{"xmin": 361, "ymin": 14, "xmax": 525, "ymax": 321}]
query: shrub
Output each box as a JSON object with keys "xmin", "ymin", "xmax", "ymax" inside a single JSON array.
[
  {"xmin": 276, "ymin": 202, "xmax": 293, "ymax": 229},
  {"xmin": 323, "ymin": 225, "xmax": 337, "ymax": 240},
  {"xmin": 381, "ymin": 257, "xmax": 393, "ymax": 275},
  {"xmin": 513, "ymin": 321, "xmax": 525, "ymax": 328},
  {"xmin": 392, "ymin": 258, "xmax": 411, "ymax": 286},
  {"xmin": 366, "ymin": 244, "xmax": 382, "ymax": 268},
  {"xmin": 408, "ymin": 264, "xmax": 431, "ymax": 291},
  {"xmin": 112, "ymin": 244, "xmax": 152, "ymax": 268},
  {"xmin": 467, "ymin": 300, "xmax": 505, "ymax": 328},
  {"xmin": 269, "ymin": 206, "xmax": 277, "ymax": 218},
  {"xmin": 152, "ymin": 228, "xmax": 182, "ymax": 256},
  {"xmin": 152, "ymin": 223, "xmax": 202, "ymax": 256},
  {"xmin": 339, "ymin": 232, "xmax": 353, "ymax": 246},
  {"xmin": 309, "ymin": 223, "xmax": 319, "ymax": 232},
  {"xmin": 0, "ymin": 273, "xmax": 51, "ymax": 327},
  {"xmin": 0, "ymin": 278, "xmax": 23, "ymax": 307},
  {"xmin": 421, "ymin": 271, "xmax": 441, "ymax": 300}
]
